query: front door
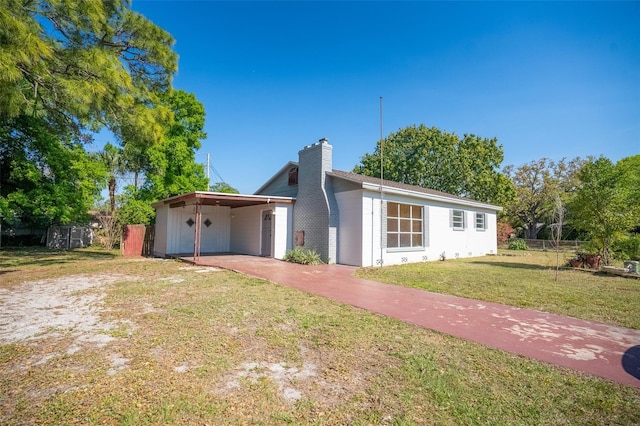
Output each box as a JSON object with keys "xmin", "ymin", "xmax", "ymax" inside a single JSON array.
[{"xmin": 261, "ymin": 210, "xmax": 272, "ymax": 257}]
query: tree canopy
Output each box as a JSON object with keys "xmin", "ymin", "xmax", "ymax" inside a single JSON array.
[
  {"xmin": 209, "ymin": 182, "xmax": 240, "ymax": 194},
  {"xmin": 354, "ymin": 125, "xmax": 514, "ymax": 206},
  {"xmin": 503, "ymin": 157, "xmax": 585, "ymax": 239},
  {"xmin": 93, "ymin": 90, "xmax": 209, "ymax": 226},
  {"xmin": 0, "ymin": 0, "xmax": 181, "ymax": 229},
  {"xmin": 0, "ymin": 115, "xmax": 105, "ymax": 227},
  {"xmin": 139, "ymin": 89, "xmax": 208, "ymax": 200},
  {"xmin": 0, "ymin": 0, "xmax": 177, "ymax": 146},
  {"xmin": 568, "ymin": 155, "xmax": 640, "ymax": 264}
]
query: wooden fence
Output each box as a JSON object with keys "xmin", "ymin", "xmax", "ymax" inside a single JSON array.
[{"xmin": 121, "ymin": 225, "xmax": 155, "ymax": 257}]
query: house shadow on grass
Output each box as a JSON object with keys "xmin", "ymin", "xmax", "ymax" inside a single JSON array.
[
  {"xmin": 0, "ymin": 247, "xmax": 118, "ymax": 269},
  {"xmin": 622, "ymin": 345, "xmax": 640, "ymax": 381},
  {"xmin": 469, "ymin": 260, "xmax": 552, "ymax": 271}
]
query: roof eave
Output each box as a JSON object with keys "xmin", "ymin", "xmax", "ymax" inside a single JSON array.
[
  {"xmin": 360, "ymin": 182, "xmax": 503, "ymax": 211},
  {"xmin": 152, "ymin": 191, "xmax": 296, "ymax": 209}
]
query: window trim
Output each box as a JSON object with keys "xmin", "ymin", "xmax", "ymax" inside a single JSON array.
[
  {"xmin": 451, "ymin": 209, "xmax": 466, "ymax": 231},
  {"xmin": 386, "ymin": 201, "xmax": 424, "ymax": 250},
  {"xmin": 475, "ymin": 212, "xmax": 487, "ymax": 231}
]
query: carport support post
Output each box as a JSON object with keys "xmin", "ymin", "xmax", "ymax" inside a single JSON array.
[{"xmin": 193, "ymin": 200, "xmax": 202, "ymax": 262}]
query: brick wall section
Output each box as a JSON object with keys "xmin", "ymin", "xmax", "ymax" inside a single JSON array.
[{"xmin": 294, "ymin": 140, "xmax": 338, "ymax": 263}]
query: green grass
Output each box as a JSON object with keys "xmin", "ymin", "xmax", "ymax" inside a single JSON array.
[
  {"xmin": 356, "ymin": 250, "xmax": 640, "ymax": 329},
  {"xmin": 0, "ymin": 248, "xmax": 638, "ymax": 425}
]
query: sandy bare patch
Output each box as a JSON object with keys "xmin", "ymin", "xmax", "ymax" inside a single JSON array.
[
  {"xmin": 0, "ymin": 274, "xmax": 136, "ymax": 348},
  {"xmin": 107, "ymin": 353, "xmax": 130, "ymax": 376},
  {"xmin": 178, "ymin": 266, "xmax": 223, "ymax": 273},
  {"xmin": 224, "ymin": 360, "xmax": 318, "ymax": 402}
]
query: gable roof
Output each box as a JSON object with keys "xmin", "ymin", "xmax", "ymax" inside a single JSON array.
[
  {"xmin": 328, "ymin": 169, "xmax": 502, "ymax": 211},
  {"xmin": 254, "ymin": 161, "xmax": 298, "ymax": 195}
]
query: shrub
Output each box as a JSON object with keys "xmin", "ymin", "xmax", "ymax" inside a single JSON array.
[
  {"xmin": 497, "ymin": 221, "xmax": 515, "ymax": 245},
  {"xmin": 507, "ymin": 238, "xmax": 528, "ymax": 251},
  {"xmin": 94, "ymin": 212, "xmax": 121, "ymax": 250},
  {"xmin": 612, "ymin": 234, "xmax": 640, "ymax": 261},
  {"xmin": 283, "ymin": 248, "xmax": 323, "ymax": 265}
]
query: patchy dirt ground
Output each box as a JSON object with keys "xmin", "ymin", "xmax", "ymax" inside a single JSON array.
[
  {"xmin": 0, "ymin": 274, "xmax": 132, "ymax": 346},
  {"xmin": 0, "ymin": 266, "xmax": 344, "ymax": 414}
]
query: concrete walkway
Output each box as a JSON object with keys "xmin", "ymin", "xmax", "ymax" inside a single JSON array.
[{"xmin": 185, "ymin": 255, "xmax": 640, "ymax": 389}]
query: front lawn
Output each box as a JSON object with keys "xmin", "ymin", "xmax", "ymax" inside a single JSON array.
[
  {"xmin": 356, "ymin": 250, "xmax": 640, "ymax": 330},
  {"xmin": 0, "ymin": 248, "xmax": 638, "ymax": 424}
]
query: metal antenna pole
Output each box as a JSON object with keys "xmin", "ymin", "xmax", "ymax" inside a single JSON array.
[{"xmin": 379, "ymin": 96, "xmax": 384, "ymax": 267}]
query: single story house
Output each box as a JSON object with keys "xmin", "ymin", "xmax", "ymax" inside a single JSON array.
[{"xmin": 152, "ymin": 139, "xmax": 502, "ymax": 267}]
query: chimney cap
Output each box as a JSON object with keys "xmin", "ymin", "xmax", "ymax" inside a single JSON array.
[{"xmin": 319, "ymin": 137, "xmax": 329, "ymax": 144}]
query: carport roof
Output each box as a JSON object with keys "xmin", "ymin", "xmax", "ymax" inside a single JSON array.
[{"xmin": 153, "ymin": 191, "xmax": 295, "ymax": 209}]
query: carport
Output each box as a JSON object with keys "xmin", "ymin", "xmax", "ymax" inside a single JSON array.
[{"xmin": 152, "ymin": 191, "xmax": 295, "ymax": 261}]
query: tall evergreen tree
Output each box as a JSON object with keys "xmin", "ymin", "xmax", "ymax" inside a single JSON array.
[
  {"xmin": 0, "ymin": 0, "xmax": 178, "ymax": 145},
  {"xmin": 0, "ymin": 0, "xmax": 178, "ymax": 228}
]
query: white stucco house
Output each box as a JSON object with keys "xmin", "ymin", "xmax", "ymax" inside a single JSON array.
[{"xmin": 152, "ymin": 139, "xmax": 502, "ymax": 267}]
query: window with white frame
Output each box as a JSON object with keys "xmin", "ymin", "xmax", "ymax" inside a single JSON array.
[
  {"xmin": 475, "ymin": 212, "xmax": 487, "ymax": 231},
  {"xmin": 387, "ymin": 202, "xmax": 423, "ymax": 248},
  {"xmin": 451, "ymin": 209, "xmax": 465, "ymax": 230}
]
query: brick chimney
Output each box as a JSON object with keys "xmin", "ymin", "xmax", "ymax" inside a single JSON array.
[{"xmin": 294, "ymin": 138, "xmax": 337, "ymax": 263}]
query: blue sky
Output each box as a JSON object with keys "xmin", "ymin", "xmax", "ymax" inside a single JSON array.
[{"xmin": 123, "ymin": 1, "xmax": 639, "ymax": 194}]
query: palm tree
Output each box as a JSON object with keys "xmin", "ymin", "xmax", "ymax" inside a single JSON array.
[
  {"xmin": 99, "ymin": 143, "xmax": 124, "ymax": 213},
  {"xmin": 123, "ymin": 142, "xmax": 148, "ymax": 190}
]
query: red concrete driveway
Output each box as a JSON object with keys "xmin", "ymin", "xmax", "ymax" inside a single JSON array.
[{"xmin": 184, "ymin": 255, "xmax": 640, "ymax": 389}]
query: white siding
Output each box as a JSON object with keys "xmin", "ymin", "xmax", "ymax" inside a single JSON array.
[
  {"xmin": 200, "ymin": 205, "xmax": 231, "ymax": 253},
  {"xmin": 166, "ymin": 206, "xmax": 186, "ymax": 254},
  {"xmin": 273, "ymin": 204, "xmax": 293, "ymax": 259},
  {"xmin": 230, "ymin": 203, "xmax": 292, "ymax": 259},
  {"xmin": 361, "ymin": 192, "xmax": 383, "ymax": 267},
  {"xmin": 427, "ymin": 205, "xmax": 497, "ymax": 260},
  {"xmin": 165, "ymin": 204, "xmax": 230, "ymax": 254},
  {"xmin": 360, "ymin": 189, "xmax": 498, "ymax": 267},
  {"xmin": 230, "ymin": 204, "xmax": 262, "ymax": 256},
  {"xmin": 335, "ymin": 190, "xmax": 363, "ymax": 266},
  {"xmin": 153, "ymin": 205, "xmax": 168, "ymax": 257}
]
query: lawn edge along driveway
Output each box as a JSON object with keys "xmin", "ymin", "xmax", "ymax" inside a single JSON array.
[{"xmin": 186, "ymin": 255, "xmax": 640, "ymax": 389}]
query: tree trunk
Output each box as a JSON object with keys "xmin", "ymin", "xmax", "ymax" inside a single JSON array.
[{"xmin": 109, "ymin": 176, "xmax": 116, "ymax": 213}]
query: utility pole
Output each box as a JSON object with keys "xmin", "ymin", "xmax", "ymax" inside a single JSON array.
[{"xmin": 206, "ymin": 153, "xmax": 210, "ymax": 191}]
